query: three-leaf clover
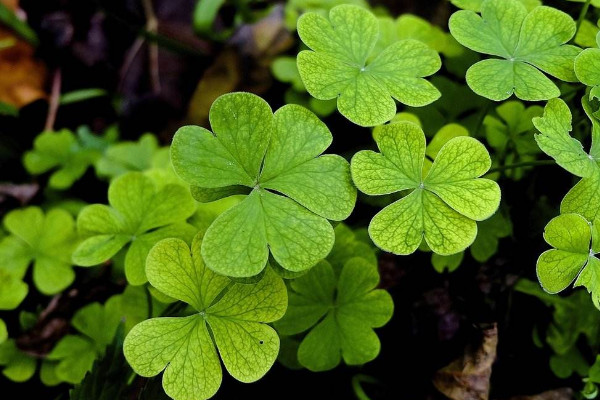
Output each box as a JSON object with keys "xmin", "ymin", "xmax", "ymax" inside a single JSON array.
[
  {"xmin": 0, "ymin": 206, "xmax": 80, "ymax": 295},
  {"xmin": 24, "ymin": 129, "xmax": 105, "ymax": 190},
  {"xmin": 171, "ymin": 92, "xmax": 356, "ymax": 278},
  {"xmin": 537, "ymin": 213, "xmax": 600, "ymax": 308},
  {"xmin": 351, "ymin": 121, "xmax": 501, "ymax": 255},
  {"xmin": 296, "ymin": 4, "xmax": 441, "ymax": 127},
  {"xmin": 124, "ymin": 235, "xmax": 287, "ymax": 400},
  {"xmin": 449, "ymin": 0, "xmax": 581, "ymax": 101},
  {"xmin": 575, "ymin": 32, "xmax": 600, "ymax": 100},
  {"xmin": 47, "ymin": 302, "xmax": 118, "ymax": 384},
  {"xmin": 275, "ymin": 257, "xmax": 393, "ymax": 371},
  {"xmin": 0, "ymin": 340, "xmax": 36, "ymax": 382},
  {"xmin": 0, "ymin": 268, "xmax": 28, "ymax": 309},
  {"xmin": 72, "ymin": 172, "xmax": 197, "ymax": 285}
]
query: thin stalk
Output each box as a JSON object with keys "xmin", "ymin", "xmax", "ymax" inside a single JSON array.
[
  {"xmin": 44, "ymin": 69, "xmax": 61, "ymax": 132},
  {"xmin": 485, "ymin": 160, "xmax": 555, "ymax": 175},
  {"xmin": 576, "ymin": 0, "xmax": 593, "ymax": 33}
]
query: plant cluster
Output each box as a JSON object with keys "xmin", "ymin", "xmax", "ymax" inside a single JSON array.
[{"xmin": 4, "ymin": 0, "xmax": 600, "ymax": 399}]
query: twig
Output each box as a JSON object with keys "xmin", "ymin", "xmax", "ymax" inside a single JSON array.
[
  {"xmin": 44, "ymin": 69, "xmax": 61, "ymax": 132},
  {"xmin": 485, "ymin": 160, "xmax": 555, "ymax": 175},
  {"xmin": 576, "ymin": 0, "xmax": 593, "ymax": 34},
  {"xmin": 141, "ymin": 0, "xmax": 161, "ymax": 93}
]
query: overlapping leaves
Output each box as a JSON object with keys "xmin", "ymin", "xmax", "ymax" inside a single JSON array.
[
  {"xmin": 124, "ymin": 235, "xmax": 287, "ymax": 400},
  {"xmin": 449, "ymin": 0, "xmax": 581, "ymax": 101},
  {"xmin": 72, "ymin": 172, "xmax": 196, "ymax": 285},
  {"xmin": 171, "ymin": 92, "xmax": 356, "ymax": 278},
  {"xmin": 297, "ymin": 4, "xmax": 441, "ymax": 126},
  {"xmin": 275, "ymin": 257, "xmax": 393, "ymax": 371},
  {"xmin": 351, "ymin": 122, "xmax": 501, "ymax": 255}
]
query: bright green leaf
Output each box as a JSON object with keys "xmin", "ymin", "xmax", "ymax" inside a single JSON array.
[
  {"xmin": 0, "ymin": 340, "xmax": 36, "ymax": 382},
  {"xmin": 171, "ymin": 92, "xmax": 356, "ymax": 277},
  {"xmin": 296, "ymin": 5, "xmax": 441, "ymax": 126},
  {"xmin": 352, "ymin": 122, "xmax": 501, "ymax": 255},
  {"xmin": 275, "ymin": 258, "xmax": 393, "ymax": 371},
  {"xmin": 534, "ymin": 98, "xmax": 598, "ymax": 177},
  {"xmin": 124, "ymin": 235, "xmax": 287, "ymax": 400},
  {"xmin": 0, "ymin": 206, "xmax": 79, "ymax": 295},
  {"xmin": 73, "ymin": 172, "xmax": 196, "ymax": 285},
  {"xmin": 449, "ymin": 0, "xmax": 581, "ymax": 101}
]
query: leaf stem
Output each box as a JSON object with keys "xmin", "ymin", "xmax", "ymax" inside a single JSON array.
[
  {"xmin": 576, "ymin": 0, "xmax": 593, "ymax": 34},
  {"xmin": 485, "ymin": 160, "xmax": 555, "ymax": 175}
]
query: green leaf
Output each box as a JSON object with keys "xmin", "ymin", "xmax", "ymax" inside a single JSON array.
[
  {"xmin": 272, "ymin": 57, "xmax": 305, "ymax": 92},
  {"xmin": 0, "ymin": 340, "xmax": 36, "ymax": 382},
  {"xmin": 533, "ymin": 98, "xmax": 598, "ymax": 177},
  {"xmin": 48, "ymin": 302, "xmax": 121, "ymax": 384},
  {"xmin": 275, "ymin": 258, "xmax": 393, "ymax": 371},
  {"xmin": 0, "ymin": 206, "xmax": 79, "ymax": 295},
  {"xmin": 470, "ymin": 210, "xmax": 512, "ymax": 262},
  {"xmin": 47, "ymin": 335, "xmax": 98, "ymax": 384},
  {"xmin": 95, "ymin": 133, "xmax": 163, "ymax": 179},
  {"xmin": 327, "ymin": 223, "xmax": 377, "ymax": 274},
  {"xmin": 171, "ymin": 92, "xmax": 356, "ymax": 277},
  {"xmin": 449, "ymin": 0, "xmax": 581, "ymax": 101},
  {"xmin": 24, "ymin": 130, "xmax": 102, "ymax": 190},
  {"xmin": 0, "ymin": 3, "xmax": 38, "ymax": 45},
  {"xmin": 0, "ymin": 320, "xmax": 6, "ymax": 344},
  {"xmin": 70, "ymin": 325, "xmax": 132, "ymax": 400},
  {"xmin": 59, "ymin": 88, "xmax": 107, "ymax": 105},
  {"xmin": 124, "ymin": 234, "xmax": 287, "ymax": 400},
  {"xmin": 296, "ymin": 5, "xmax": 441, "ymax": 126},
  {"xmin": 0, "ymin": 268, "xmax": 28, "ymax": 309},
  {"xmin": 451, "ymin": 0, "xmax": 541, "ymax": 11},
  {"xmin": 575, "ymin": 43, "xmax": 600, "ymax": 101},
  {"xmin": 536, "ymin": 213, "xmax": 600, "ymax": 308},
  {"xmin": 484, "ymin": 100, "xmax": 542, "ymax": 154},
  {"xmin": 432, "ymin": 252, "xmax": 464, "ymax": 273},
  {"xmin": 352, "ymin": 122, "xmax": 501, "ymax": 255},
  {"xmin": 73, "ymin": 172, "xmax": 196, "ymax": 285}
]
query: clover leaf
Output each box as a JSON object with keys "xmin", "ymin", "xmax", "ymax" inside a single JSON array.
[
  {"xmin": 470, "ymin": 210, "xmax": 512, "ymax": 262},
  {"xmin": 0, "ymin": 206, "xmax": 80, "ymax": 295},
  {"xmin": 171, "ymin": 92, "xmax": 356, "ymax": 278},
  {"xmin": 0, "ymin": 268, "xmax": 28, "ymax": 309},
  {"xmin": 351, "ymin": 121, "xmax": 501, "ymax": 255},
  {"xmin": 327, "ymin": 223, "xmax": 377, "ymax": 274},
  {"xmin": 533, "ymin": 98, "xmax": 598, "ymax": 178},
  {"xmin": 23, "ymin": 129, "xmax": 106, "ymax": 190},
  {"xmin": 0, "ymin": 340, "xmax": 36, "ymax": 382},
  {"xmin": 537, "ymin": 213, "xmax": 600, "ymax": 308},
  {"xmin": 533, "ymin": 98, "xmax": 600, "ymax": 221},
  {"xmin": 296, "ymin": 4, "xmax": 441, "ymax": 127},
  {"xmin": 95, "ymin": 133, "xmax": 167, "ymax": 179},
  {"xmin": 47, "ymin": 302, "xmax": 118, "ymax": 384},
  {"xmin": 575, "ymin": 32, "xmax": 600, "ymax": 101},
  {"xmin": 449, "ymin": 0, "xmax": 581, "ymax": 101},
  {"xmin": 72, "ymin": 172, "xmax": 197, "ymax": 285},
  {"xmin": 275, "ymin": 257, "xmax": 393, "ymax": 371},
  {"xmin": 124, "ymin": 235, "xmax": 287, "ymax": 400}
]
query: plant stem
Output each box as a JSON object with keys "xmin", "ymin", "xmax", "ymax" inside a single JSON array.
[
  {"xmin": 576, "ymin": 0, "xmax": 593, "ymax": 33},
  {"xmin": 485, "ymin": 160, "xmax": 555, "ymax": 175},
  {"xmin": 44, "ymin": 69, "xmax": 61, "ymax": 132}
]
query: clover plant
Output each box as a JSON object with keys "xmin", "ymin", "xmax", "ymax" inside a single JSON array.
[
  {"xmin": 351, "ymin": 121, "xmax": 501, "ymax": 255},
  {"xmin": 72, "ymin": 172, "xmax": 197, "ymax": 284},
  {"xmin": 124, "ymin": 234, "xmax": 287, "ymax": 400},
  {"xmin": 296, "ymin": 5, "xmax": 441, "ymax": 126},
  {"xmin": 171, "ymin": 92, "xmax": 356, "ymax": 278},
  {"xmin": 449, "ymin": 0, "xmax": 581, "ymax": 101},
  {"xmin": 7, "ymin": 0, "xmax": 600, "ymax": 398}
]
